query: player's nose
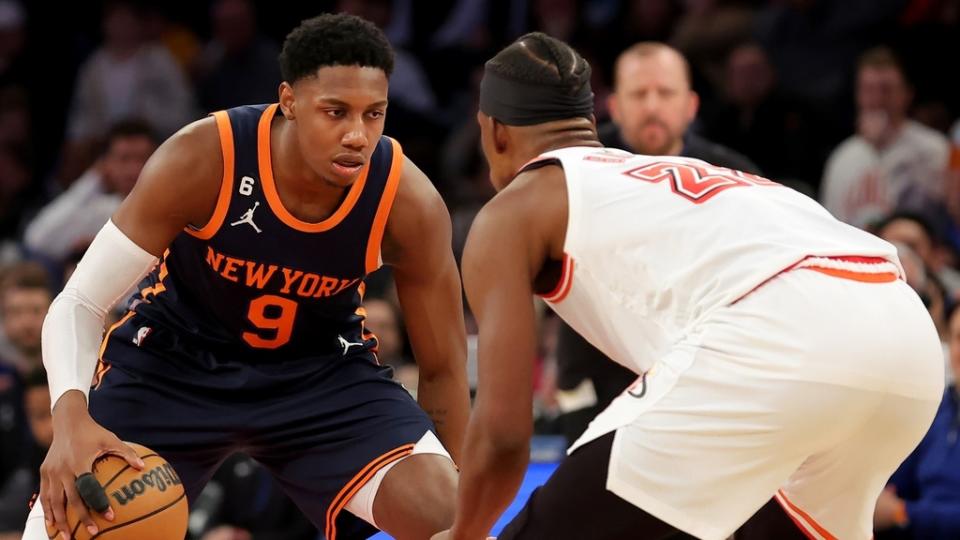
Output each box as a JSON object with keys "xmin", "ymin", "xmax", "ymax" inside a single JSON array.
[{"xmin": 341, "ymin": 127, "xmax": 368, "ymax": 151}]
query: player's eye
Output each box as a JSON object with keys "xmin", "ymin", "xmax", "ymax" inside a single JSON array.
[
  {"xmin": 326, "ymin": 109, "xmax": 345, "ymax": 118},
  {"xmin": 367, "ymin": 110, "xmax": 385, "ymax": 120}
]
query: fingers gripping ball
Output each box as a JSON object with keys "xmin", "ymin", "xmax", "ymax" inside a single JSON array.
[{"xmin": 46, "ymin": 443, "xmax": 188, "ymax": 539}]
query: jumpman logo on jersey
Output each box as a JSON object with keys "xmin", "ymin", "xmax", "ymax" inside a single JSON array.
[
  {"xmin": 231, "ymin": 201, "xmax": 262, "ymax": 233},
  {"xmin": 338, "ymin": 335, "xmax": 364, "ymax": 356}
]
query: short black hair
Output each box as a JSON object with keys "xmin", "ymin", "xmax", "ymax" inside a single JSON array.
[
  {"xmin": 279, "ymin": 13, "xmax": 394, "ymax": 84},
  {"xmin": 101, "ymin": 119, "xmax": 157, "ymax": 156},
  {"xmin": 485, "ymin": 32, "xmax": 591, "ymax": 90}
]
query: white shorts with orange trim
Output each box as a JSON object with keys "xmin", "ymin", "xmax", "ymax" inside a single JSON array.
[{"xmin": 570, "ymin": 266, "xmax": 944, "ymax": 540}]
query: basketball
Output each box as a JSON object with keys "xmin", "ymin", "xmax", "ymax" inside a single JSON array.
[{"xmin": 45, "ymin": 443, "xmax": 187, "ymax": 540}]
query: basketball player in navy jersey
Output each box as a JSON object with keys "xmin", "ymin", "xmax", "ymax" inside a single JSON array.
[{"xmin": 28, "ymin": 14, "xmax": 468, "ymax": 540}]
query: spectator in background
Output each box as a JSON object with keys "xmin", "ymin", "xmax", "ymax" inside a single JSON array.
[
  {"xmin": 59, "ymin": 0, "xmax": 195, "ymax": 184},
  {"xmin": 195, "ymin": 0, "xmax": 281, "ymax": 112},
  {"xmin": 602, "ymin": 42, "xmax": 759, "ymax": 172},
  {"xmin": 0, "ymin": 369, "xmax": 50, "ymax": 538},
  {"xmin": 821, "ymin": 47, "xmax": 950, "ymax": 228},
  {"xmin": 25, "ymin": 120, "xmax": 157, "ymax": 266},
  {"xmin": 0, "ymin": 261, "xmax": 52, "ymax": 376},
  {"xmin": 874, "ymin": 302, "xmax": 960, "ymax": 539},
  {"xmin": 755, "ymin": 0, "xmax": 905, "ymax": 106},
  {"xmin": 892, "ymin": 241, "xmax": 952, "ymax": 387},
  {"xmin": 944, "ymin": 120, "xmax": 960, "ymax": 253},
  {"xmin": 702, "ymin": 42, "xmax": 818, "ymax": 187},
  {"xmin": 556, "ymin": 42, "xmax": 762, "ymax": 443},
  {"xmin": 875, "ymin": 211, "xmax": 960, "ymax": 297}
]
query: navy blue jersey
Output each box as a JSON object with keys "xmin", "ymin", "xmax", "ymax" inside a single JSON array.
[{"xmin": 129, "ymin": 104, "xmax": 402, "ymax": 360}]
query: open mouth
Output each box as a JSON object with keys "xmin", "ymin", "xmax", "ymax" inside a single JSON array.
[{"xmin": 331, "ymin": 155, "xmax": 365, "ymax": 177}]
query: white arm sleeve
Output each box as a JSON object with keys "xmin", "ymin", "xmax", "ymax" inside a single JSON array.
[{"xmin": 42, "ymin": 219, "xmax": 158, "ymax": 409}]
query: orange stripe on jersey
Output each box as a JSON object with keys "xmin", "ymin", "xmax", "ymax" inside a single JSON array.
[
  {"xmin": 802, "ymin": 266, "xmax": 899, "ymax": 283},
  {"xmin": 140, "ymin": 249, "xmax": 171, "ymax": 298},
  {"xmin": 258, "ymin": 103, "xmax": 370, "ymax": 232},
  {"xmin": 186, "ymin": 111, "xmax": 235, "ymax": 239},
  {"xmin": 93, "ymin": 311, "xmax": 136, "ymax": 389},
  {"xmin": 541, "ymin": 254, "xmax": 574, "ymax": 303},
  {"xmin": 355, "ymin": 282, "xmax": 381, "ymax": 359},
  {"xmin": 365, "ymin": 137, "xmax": 404, "ymax": 273},
  {"xmin": 324, "ymin": 444, "xmax": 414, "ymax": 540},
  {"xmin": 775, "ymin": 490, "xmax": 838, "ymax": 540}
]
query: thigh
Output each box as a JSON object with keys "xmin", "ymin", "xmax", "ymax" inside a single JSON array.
[
  {"xmin": 774, "ymin": 393, "xmax": 940, "ymax": 540},
  {"xmin": 499, "ymin": 433, "xmax": 678, "ymax": 540},
  {"xmin": 248, "ymin": 357, "xmax": 439, "ymax": 540},
  {"xmin": 579, "ymin": 345, "xmax": 892, "ymax": 540}
]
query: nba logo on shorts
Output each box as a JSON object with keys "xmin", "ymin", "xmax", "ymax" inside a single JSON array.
[{"xmin": 133, "ymin": 326, "xmax": 153, "ymax": 347}]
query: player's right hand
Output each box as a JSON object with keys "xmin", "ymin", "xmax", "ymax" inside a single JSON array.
[{"xmin": 40, "ymin": 390, "xmax": 145, "ymax": 540}]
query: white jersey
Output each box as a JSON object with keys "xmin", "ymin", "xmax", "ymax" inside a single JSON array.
[{"xmin": 537, "ymin": 147, "xmax": 902, "ymax": 375}]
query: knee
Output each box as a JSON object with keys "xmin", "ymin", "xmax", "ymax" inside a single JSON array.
[{"xmin": 374, "ymin": 454, "xmax": 458, "ymax": 538}]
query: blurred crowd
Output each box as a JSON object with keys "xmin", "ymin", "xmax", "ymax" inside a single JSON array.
[{"xmin": 0, "ymin": 0, "xmax": 959, "ymax": 538}]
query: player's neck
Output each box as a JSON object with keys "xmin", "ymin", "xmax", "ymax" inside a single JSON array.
[
  {"xmin": 270, "ymin": 116, "xmax": 349, "ymax": 217},
  {"xmin": 519, "ymin": 118, "xmax": 602, "ymax": 163}
]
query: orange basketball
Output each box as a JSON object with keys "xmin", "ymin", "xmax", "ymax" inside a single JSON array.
[{"xmin": 46, "ymin": 443, "xmax": 188, "ymax": 540}]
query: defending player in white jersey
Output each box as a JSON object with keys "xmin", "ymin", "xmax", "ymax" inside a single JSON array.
[{"xmin": 432, "ymin": 33, "xmax": 944, "ymax": 540}]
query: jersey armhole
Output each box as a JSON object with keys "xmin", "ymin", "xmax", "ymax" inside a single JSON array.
[
  {"xmin": 364, "ymin": 137, "xmax": 404, "ymax": 274},
  {"xmin": 185, "ymin": 111, "xmax": 235, "ymax": 239},
  {"xmin": 540, "ymin": 253, "xmax": 575, "ymax": 303}
]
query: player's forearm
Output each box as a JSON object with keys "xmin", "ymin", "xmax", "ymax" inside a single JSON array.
[
  {"xmin": 43, "ymin": 220, "xmax": 157, "ymax": 409},
  {"xmin": 448, "ymin": 422, "xmax": 529, "ymax": 540},
  {"xmin": 418, "ymin": 368, "xmax": 470, "ymax": 465}
]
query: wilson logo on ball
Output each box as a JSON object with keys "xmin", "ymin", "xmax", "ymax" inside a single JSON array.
[{"xmin": 111, "ymin": 463, "xmax": 183, "ymax": 506}]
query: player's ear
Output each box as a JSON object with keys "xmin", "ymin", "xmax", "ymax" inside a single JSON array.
[
  {"xmin": 279, "ymin": 82, "xmax": 296, "ymax": 121},
  {"xmin": 492, "ymin": 118, "xmax": 509, "ymax": 154}
]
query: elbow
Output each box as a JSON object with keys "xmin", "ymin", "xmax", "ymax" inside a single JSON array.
[{"xmin": 418, "ymin": 351, "xmax": 468, "ymax": 382}]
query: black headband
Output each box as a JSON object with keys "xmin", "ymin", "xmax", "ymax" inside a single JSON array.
[{"xmin": 479, "ymin": 69, "xmax": 594, "ymax": 126}]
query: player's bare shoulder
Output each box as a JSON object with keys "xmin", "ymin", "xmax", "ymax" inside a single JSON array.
[
  {"xmin": 489, "ymin": 161, "xmax": 568, "ymax": 261},
  {"xmin": 113, "ymin": 116, "xmax": 228, "ymax": 254},
  {"xmin": 381, "ymin": 156, "xmax": 452, "ymax": 266}
]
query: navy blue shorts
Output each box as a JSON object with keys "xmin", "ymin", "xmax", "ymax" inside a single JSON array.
[{"xmin": 89, "ymin": 312, "xmax": 435, "ymax": 540}]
